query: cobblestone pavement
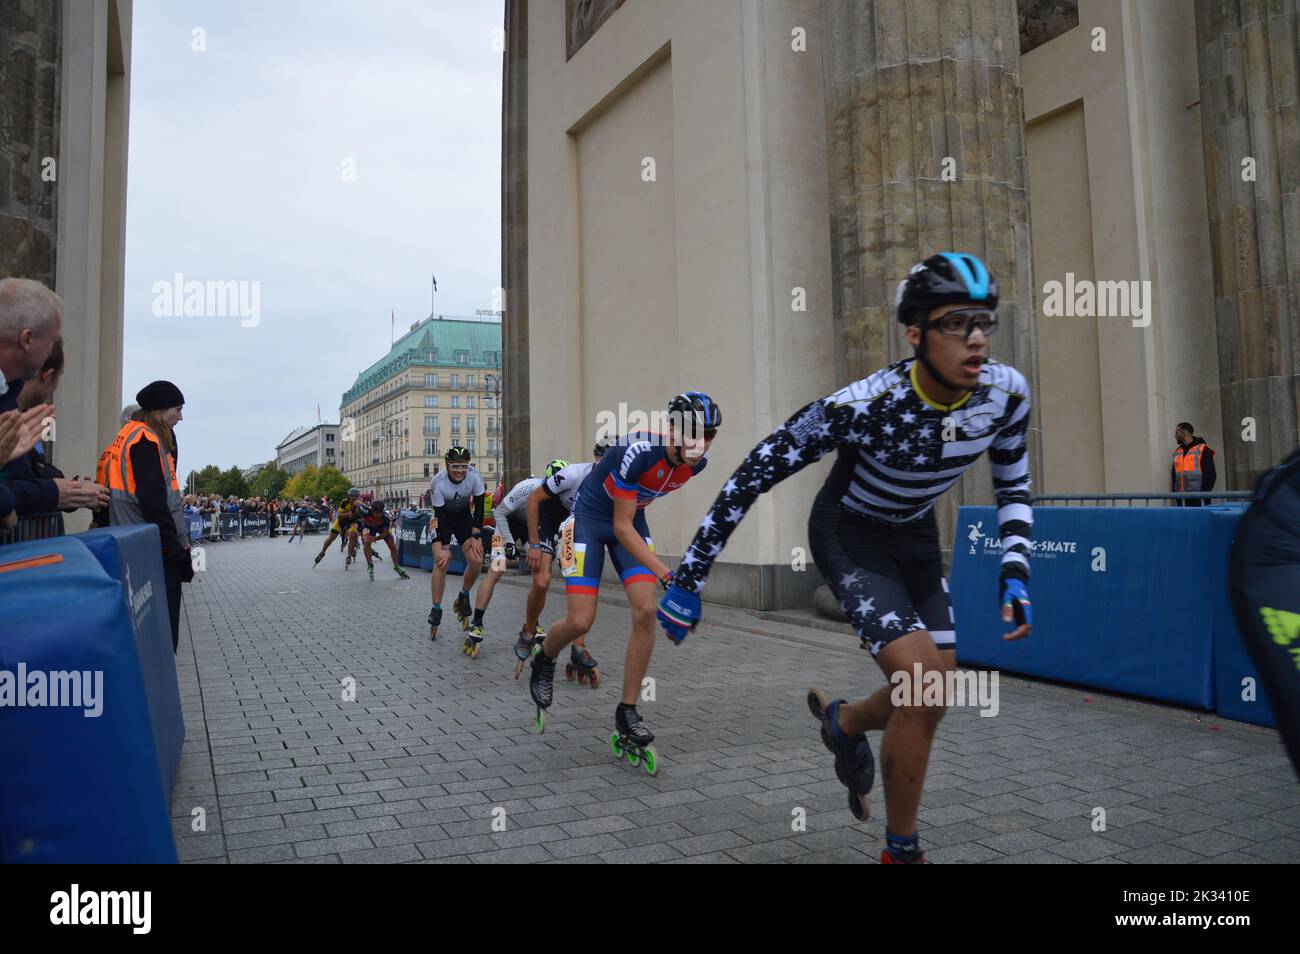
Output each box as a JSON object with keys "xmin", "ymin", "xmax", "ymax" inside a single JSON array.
[{"xmin": 170, "ymin": 536, "xmax": 1300, "ymax": 864}]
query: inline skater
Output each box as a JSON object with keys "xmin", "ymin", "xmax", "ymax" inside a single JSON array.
[
  {"xmin": 528, "ymin": 395, "xmax": 718, "ymax": 775},
  {"xmin": 658, "ymin": 254, "xmax": 1033, "ymax": 863},
  {"xmin": 426, "ymin": 447, "xmax": 486, "ymax": 640}
]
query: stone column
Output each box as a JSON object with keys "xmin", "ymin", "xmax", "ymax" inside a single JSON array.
[
  {"xmin": 1194, "ymin": 0, "xmax": 1300, "ymax": 489},
  {"xmin": 821, "ymin": 0, "xmax": 1042, "ymax": 558},
  {"xmin": 501, "ymin": 0, "xmax": 531, "ymax": 492},
  {"xmin": 0, "ymin": 0, "xmax": 61, "ymax": 285}
]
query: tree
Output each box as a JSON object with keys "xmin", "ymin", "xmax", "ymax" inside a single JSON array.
[
  {"xmin": 194, "ymin": 464, "xmax": 223, "ymax": 495},
  {"xmin": 214, "ymin": 465, "xmax": 249, "ymax": 499},
  {"xmin": 282, "ymin": 465, "xmax": 317, "ymax": 502},
  {"xmin": 315, "ymin": 465, "xmax": 352, "ymax": 505},
  {"xmin": 249, "ymin": 464, "xmax": 288, "ymax": 500}
]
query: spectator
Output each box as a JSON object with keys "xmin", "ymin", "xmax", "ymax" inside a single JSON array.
[
  {"xmin": 0, "ymin": 278, "xmax": 108, "ymax": 519},
  {"xmin": 97, "ymin": 380, "xmax": 192, "ymax": 651},
  {"xmin": 1172, "ymin": 421, "xmax": 1217, "ymax": 508}
]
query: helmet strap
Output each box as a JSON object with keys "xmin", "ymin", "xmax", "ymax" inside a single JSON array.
[{"xmin": 914, "ymin": 324, "xmax": 969, "ymax": 395}]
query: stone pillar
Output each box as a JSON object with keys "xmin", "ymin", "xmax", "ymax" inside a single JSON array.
[
  {"xmin": 821, "ymin": 0, "xmax": 1042, "ymax": 559},
  {"xmin": 1194, "ymin": 0, "xmax": 1300, "ymax": 489},
  {"xmin": 0, "ymin": 0, "xmax": 61, "ymax": 285},
  {"xmin": 501, "ymin": 0, "xmax": 531, "ymax": 492}
]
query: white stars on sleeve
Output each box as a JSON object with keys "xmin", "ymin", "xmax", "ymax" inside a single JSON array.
[
  {"xmin": 782, "ymin": 446, "xmax": 803, "ymax": 467},
  {"xmin": 757, "ymin": 442, "xmax": 775, "ymax": 460}
]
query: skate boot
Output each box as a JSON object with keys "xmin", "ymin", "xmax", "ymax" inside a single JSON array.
[
  {"xmin": 564, "ymin": 645, "xmax": 600, "ymax": 688},
  {"xmin": 345, "ymin": 555, "xmax": 352, "ymax": 570},
  {"xmin": 367, "ymin": 562, "xmax": 375, "ymax": 582},
  {"xmin": 428, "ymin": 606, "xmax": 443, "ymax": 641},
  {"xmin": 880, "ymin": 848, "xmax": 929, "ymax": 865},
  {"xmin": 313, "ymin": 552, "xmax": 324, "ymax": 568},
  {"xmin": 454, "ymin": 592, "xmax": 472, "ymax": 630},
  {"xmin": 807, "ymin": 688, "xmax": 874, "ymax": 822},
  {"xmin": 462, "ymin": 624, "xmax": 484, "ymax": 659},
  {"xmin": 512, "ymin": 626, "xmax": 543, "ymax": 679},
  {"xmin": 528, "ymin": 648, "xmax": 557, "ymax": 733},
  {"xmin": 394, "ymin": 564, "xmax": 409, "ymax": 580},
  {"xmin": 611, "ymin": 705, "xmax": 658, "ymax": 775}
]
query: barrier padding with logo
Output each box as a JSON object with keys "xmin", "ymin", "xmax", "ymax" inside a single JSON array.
[
  {"xmin": 1207, "ymin": 508, "xmax": 1276, "ymax": 728},
  {"xmin": 0, "ymin": 536, "xmax": 177, "ymax": 863},
  {"xmin": 397, "ymin": 510, "xmax": 467, "ymax": 575},
  {"xmin": 79, "ymin": 525, "xmax": 187, "ymax": 791},
  {"xmin": 950, "ymin": 506, "xmax": 1216, "ymax": 709}
]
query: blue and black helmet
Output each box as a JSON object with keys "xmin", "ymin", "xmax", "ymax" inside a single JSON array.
[
  {"xmin": 895, "ymin": 253, "xmax": 998, "ymax": 326},
  {"xmin": 667, "ymin": 391, "xmax": 722, "ymax": 435}
]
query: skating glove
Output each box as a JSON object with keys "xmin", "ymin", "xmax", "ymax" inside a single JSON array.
[
  {"xmin": 999, "ymin": 577, "xmax": 1032, "ymax": 629},
  {"xmin": 657, "ymin": 585, "xmax": 701, "ymax": 644}
]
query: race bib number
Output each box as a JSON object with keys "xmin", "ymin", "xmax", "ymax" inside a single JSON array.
[
  {"xmin": 491, "ymin": 532, "xmax": 503, "ymax": 557},
  {"xmin": 559, "ymin": 516, "xmax": 577, "ymax": 576}
]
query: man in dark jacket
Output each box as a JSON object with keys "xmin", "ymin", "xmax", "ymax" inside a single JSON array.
[{"xmin": 1171, "ymin": 422, "xmax": 1217, "ymax": 507}]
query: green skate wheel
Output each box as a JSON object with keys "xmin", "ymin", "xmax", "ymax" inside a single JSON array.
[
  {"xmin": 534, "ymin": 709, "xmax": 546, "ymax": 734},
  {"xmin": 626, "ymin": 748, "xmax": 641, "ymax": 768},
  {"xmin": 610, "ymin": 732, "xmax": 624, "ymax": 760},
  {"xmin": 643, "ymin": 746, "xmax": 658, "ymax": 776}
]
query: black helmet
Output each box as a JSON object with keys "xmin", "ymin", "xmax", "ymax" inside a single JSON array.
[
  {"xmin": 895, "ymin": 253, "xmax": 998, "ymax": 326},
  {"xmin": 445, "ymin": 445, "xmax": 471, "ymax": 464},
  {"xmin": 592, "ymin": 439, "xmax": 611, "ymax": 458},
  {"xmin": 347, "ymin": 487, "xmax": 360, "ymax": 498},
  {"xmin": 666, "ymin": 391, "xmax": 722, "ymax": 437}
]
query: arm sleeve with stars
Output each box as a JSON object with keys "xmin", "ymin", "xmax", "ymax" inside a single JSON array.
[
  {"xmin": 672, "ymin": 396, "xmax": 857, "ymax": 594},
  {"xmin": 988, "ymin": 394, "xmax": 1033, "ymax": 583}
]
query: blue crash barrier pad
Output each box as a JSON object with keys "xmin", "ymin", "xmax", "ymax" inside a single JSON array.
[
  {"xmin": 0, "ymin": 536, "xmax": 177, "ymax": 863},
  {"xmin": 398, "ymin": 511, "xmax": 467, "ymax": 574},
  {"xmin": 79, "ymin": 524, "xmax": 186, "ymax": 792},
  {"xmin": 1207, "ymin": 508, "xmax": 1276, "ymax": 728},
  {"xmin": 950, "ymin": 506, "xmax": 1216, "ymax": 709}
]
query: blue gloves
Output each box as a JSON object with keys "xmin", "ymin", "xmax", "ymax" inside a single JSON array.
[
  {"xmin": 657, "ymin": 584, "xmax": 702, "ymax": 644},
  {"xmin": 1000, "ymin": 577, "xmax": 1032, "ymax": 629}
]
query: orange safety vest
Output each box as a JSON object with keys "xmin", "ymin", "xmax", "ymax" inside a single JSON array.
[
  {"xmin": 96, "ymin": 421, "xmax": 186, "ymax": 540},
  {"xmin": 1173, "ymin": 442, "xmax": 1208, "ymax": 492}
]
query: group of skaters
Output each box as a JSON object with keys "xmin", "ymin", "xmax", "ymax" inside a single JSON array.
[
  {"xmin": 401, "ymin": 254, "xmax": 1036, "ymax": 864},
  {"xmin": 310, "ymin": 488, "xmax": 410, "ymax": 582}
]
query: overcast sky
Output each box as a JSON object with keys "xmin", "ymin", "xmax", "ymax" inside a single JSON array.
[{"xmin": 124, "ymin": 0, "xmax": 504, "ymax": 473}]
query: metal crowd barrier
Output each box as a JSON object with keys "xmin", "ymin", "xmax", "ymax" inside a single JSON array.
[
  {"xmin": 0, "ymin": 511, "xmax": 65, "ymax": 545},
  {"xmin": 1031, "ymin": 492, "xmax": 1251, "ymax": 507},
  {"xmin": 189, "ymin": 511, "xmax": 330, "ymax": 542}
]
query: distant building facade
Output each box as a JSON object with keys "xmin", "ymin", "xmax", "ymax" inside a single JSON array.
[
  {"xmin": 339, "ymin": 316, "xmax": 504, "ymax": 507},
  {"xmin": 276, "ymin": 424, "xmax": 339, "ymax": 476}
]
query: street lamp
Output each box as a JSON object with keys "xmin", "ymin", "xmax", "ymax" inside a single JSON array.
[{"xmin": 483, "ymin": 373, "xmax": 502, "ymax": 482}]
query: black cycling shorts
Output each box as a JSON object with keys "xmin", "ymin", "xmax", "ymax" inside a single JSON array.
[
  {"xmin": 808, "ymin": 492, "xmax": 954, "ymax": 656},
  {"xmin": 432, "ymin": 508, "xmax": 477, "ymax": 547}
]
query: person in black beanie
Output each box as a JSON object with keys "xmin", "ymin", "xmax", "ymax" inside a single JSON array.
[{"xmin": 95, "ymin": 379, "xmax": 191, "ymax": 650}]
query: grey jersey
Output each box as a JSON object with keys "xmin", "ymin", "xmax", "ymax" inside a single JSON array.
[
  {"xmin": 494, "ymin": 477, "xmax": 543, "ymax": 545},
  {"xmin": 429, "ymin": 466, "xmax": 486, "ymax": 511},
  {"xmin": 542, "ymin": 462, "xmax": 595, "ymax": 512}
]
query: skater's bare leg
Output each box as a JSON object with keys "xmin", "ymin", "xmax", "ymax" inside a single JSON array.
[
  {"xmin": 619, "ymin": 581, "xmax": 658, "ymax": 707},
  {"xmin": 869, "ymin": 630, "xmax": 952, "ymax": 837},
  {"xmin": 524, "ymin": 557, "xmax": 552, "ymax": 631},
  {"xmin": 539, "ymin": 590, "xmax": 596, "ymax": 658},
  {"xmin": 476, "ymin": 566, "xmax": 502, "ymax": 608}
]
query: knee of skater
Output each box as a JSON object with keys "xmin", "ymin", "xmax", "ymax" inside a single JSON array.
[
  {"xmin": 895, "ymin": 698, "xmax": 948, "ymax": 729},
  {"xmin": 630, "ymin": 604, "xmax": 657, "ymax": 630},
  {"xmin": 571, "ymin": 611, "xmax": 596, "ymax": 634},
  {"xmin": 534, "ymin": 571, "xmax": 551, "ymax": 591}
]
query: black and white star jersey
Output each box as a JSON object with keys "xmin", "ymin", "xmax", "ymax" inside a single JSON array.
[{"xmin": 673, "ymin": 357, "xmax": 1033, "ymax": 593}]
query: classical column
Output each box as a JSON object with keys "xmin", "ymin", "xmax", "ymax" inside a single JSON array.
[
  {"xmin": 501, "ymin": 0, "xmax": 530, "ymax": 492},
  {"xmin": 1194, "ymin": 0, "xmax": 1300, "ymax": 489},
  {"xmin": 821, "ymin": 0, "xmax": 1042, "ymax": 554}
]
